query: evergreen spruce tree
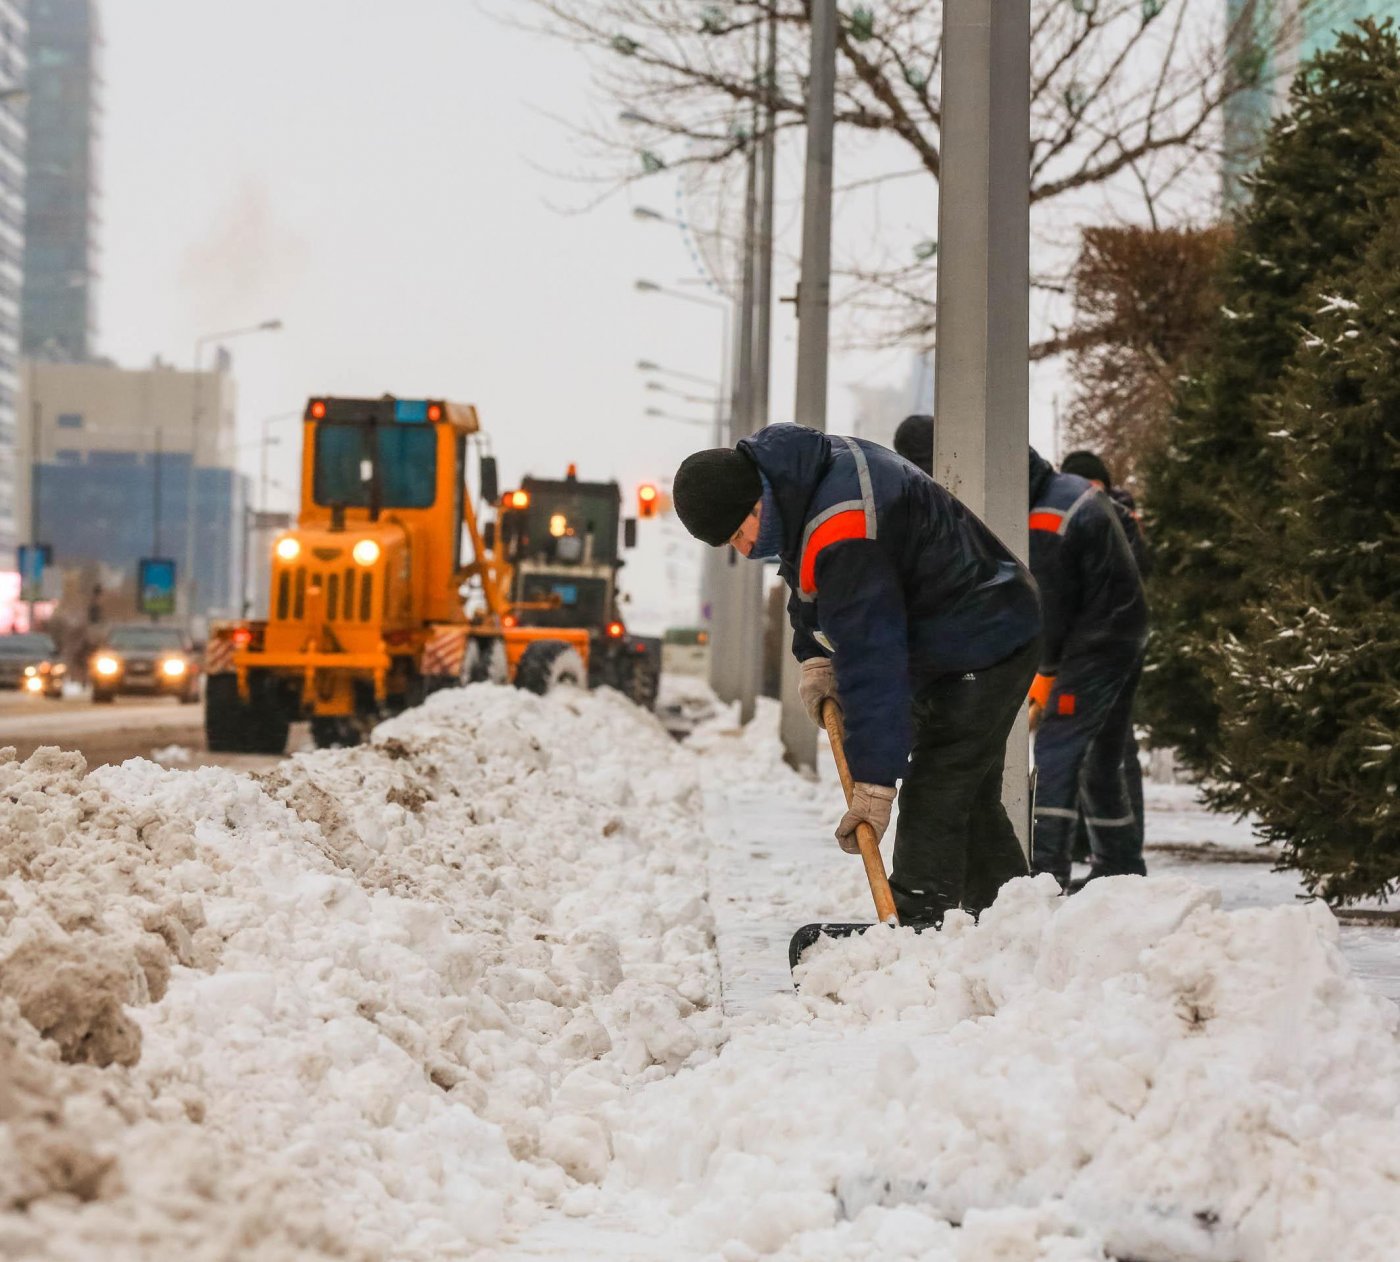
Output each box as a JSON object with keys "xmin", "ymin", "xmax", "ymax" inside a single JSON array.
[
  {"xmin": 1141, "ymin": 21, "xmax": 1400, "ymax": 776},
  {"xmin": 1211, "ymin": 182, "xmax": 1400, "ymax": 904}
]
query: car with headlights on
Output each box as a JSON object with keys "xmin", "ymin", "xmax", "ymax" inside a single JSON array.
[
  {"xmin": 0, "ymin": 632, "xmax": 65, "ymax": 697},
  {"xmin": 90, "ymin": 624, "xmax": 200, "ymax": 703}
]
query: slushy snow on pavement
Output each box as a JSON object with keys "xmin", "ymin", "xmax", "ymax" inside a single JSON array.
[{"xmin": 2, "ymin": 685, "xmax": 1398, "ymax": 1261}]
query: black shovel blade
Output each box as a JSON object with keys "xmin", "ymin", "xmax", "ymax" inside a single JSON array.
[{"xmin": 788, "ymin": 922, "xmax": 878, "ymax": 971}]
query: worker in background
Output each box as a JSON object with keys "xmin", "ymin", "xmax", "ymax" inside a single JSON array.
[
  {"xmin": 1058, "ymin": 450, "xmax": 1150, "ymax": 867},
  {"xmin": 892, "ymin": 413, "xmax": 935, "ymax": 474},
  {"xmin": 671, "ymin": 426, "xmax": 1042, "ymax": 927},
  {"xmin": 1027, "ymin": 447, "xmax": 1148, "ymax": 889},
  {"xmin": 1059, "ymin": 450, "xmax": 1150, "ymax": 577}
]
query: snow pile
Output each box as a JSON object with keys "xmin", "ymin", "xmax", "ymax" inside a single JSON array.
[
  {"xmin": 1, "ymin": 687, "xmax": 720, "ymax": 1260},
  {"xmin": 7, "ymin": 683, "xmax": 1399, "ymax": 1262},
  {"xmin": 589, "ymin": 873, "xmax": 1400, "ymax": 1262}
]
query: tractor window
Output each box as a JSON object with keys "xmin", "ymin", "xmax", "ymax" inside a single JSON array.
[{"xmin": 314, "ymin": 424, "xmax": 438, "ymax": 509}]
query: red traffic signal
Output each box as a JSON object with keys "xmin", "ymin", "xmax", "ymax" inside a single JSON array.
[{"xmin": 637, "ymin": 483, "xmax": 659, "ymax": 518}]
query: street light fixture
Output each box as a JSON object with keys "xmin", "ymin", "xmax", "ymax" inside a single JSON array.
[
  {"xmin": 636, "ymin": 359, "xmax": 720, "ymax": 389},
  {"xmin": 632, "ymin": 205, "xmax": 667, "ymax": 223},
  {"xmin": 646, "ymin": 380, "xmax": 720, "ymax": 407},
  {"xmin": 186, "ymin": 318, "xmax": 283, "ymax": 620},
  {"xmin": 644, "ymin": 406, "xmax": 712, "ymax": 429}
]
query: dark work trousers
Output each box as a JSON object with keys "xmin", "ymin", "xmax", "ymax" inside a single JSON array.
[
  {"xmin": 889, "ymin": 635, "xmax": 1040, "ymax": 923},
  {"xmin": 1072, "ymin": 717, "xmax": 1145, "ymax": 861},
  {"xmin": 1032, "ymin": 645, "xmax": 1146, "ymax": 888}
]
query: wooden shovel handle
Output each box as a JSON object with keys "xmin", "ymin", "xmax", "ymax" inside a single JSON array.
[{"xmin": 821, "ymin": 699, "xmax": 899, "ymax": 925}]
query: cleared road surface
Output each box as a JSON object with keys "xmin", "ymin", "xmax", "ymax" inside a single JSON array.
[{"xmin": 0, "ymin": 692, "xmax": 204, "ymax": 766}]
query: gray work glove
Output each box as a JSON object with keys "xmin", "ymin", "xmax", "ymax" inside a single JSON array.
[
  {"xmin": 835, "ymin": 783, "xmax": 897, "ymax": 854},
  {"xmin": 799, "ymin": 657, "xmax": 840, "ymax": 726}
]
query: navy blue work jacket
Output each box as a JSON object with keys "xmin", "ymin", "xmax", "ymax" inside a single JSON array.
[
  {"xmin": 738, "ymin": 425, "xmax": 1041, "ymax": 786},
  {"xmin": 1028, "ymin": 447, "xmax": 1147, "ymax": 678}
]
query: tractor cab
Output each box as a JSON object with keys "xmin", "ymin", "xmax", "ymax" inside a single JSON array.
[
  {"xmin": 276, "ymin": 396, "xmax": 481, "ymax": 637},
  {"xmin": 493, "ymin": 466, "xmax": 659, "ymax": 706}
]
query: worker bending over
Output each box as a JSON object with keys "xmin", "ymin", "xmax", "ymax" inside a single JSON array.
[{"xmin": 673, "ymin": 425, "xmax": 1042, "ymax": 926}]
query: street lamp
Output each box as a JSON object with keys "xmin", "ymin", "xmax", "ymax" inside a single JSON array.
[
  {"xmin": 185, "ymin": 319, "xmax": 283, "ymax": 620},
  {"xmin": 644, "ymin": 406, "xmax": 713, "ymax": 429},
  {"xmin": 646, "ymin": 380, "xmax": 721, "ymax": 407},
  {"xmin": 258, "ymin": 409, "xmax": 302, "ymax": 512},
  {"xmin": 634, "ymin": 279, "xmax": 731, "ymax": 444},
  {"xmin": 637, "ymin": 359, "xmax": 720, "ymax": 389}
]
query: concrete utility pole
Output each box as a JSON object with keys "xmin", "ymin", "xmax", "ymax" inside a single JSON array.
[
  {"xmin": 934, "ymin": 0, "xmax": 1033, "ymax": 852},
  {"xmin": 779, "ymin": 0, "xmax": 837, "ymax": 771},
  {"xmin": 739, "ymin": 3, "xmax": 779, "ymax": 724},
  {"xmin": 709, "ymin": 18, "xmax": 768, "ymax": 724}
]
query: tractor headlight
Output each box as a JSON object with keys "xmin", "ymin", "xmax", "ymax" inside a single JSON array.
[
  {"xmin": 161, "ymin": 658, "xmax": 188, "ymax": 678},
  {"xmin": 23, "ymin": 665, "xmax": 36, "ymax": 677},
  {"xmin": 275, "ymin": 536, "xmax": 301, "ymax": 562},
  {"xmin": 352, "ymin": 539, "xmax": 380, "ymax": 566},
  {"xmin": 24, "ymin": 676, "xmax": 42, "ymax": 693},
  {"xmin": 94, "ymin": 655, "xmax": 120, "ymax": 677}
]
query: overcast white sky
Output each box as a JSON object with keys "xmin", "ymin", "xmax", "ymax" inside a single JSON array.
[
  {"xmin": 99, "ymin": 2, "xmax": 932, "ymax": 488},
  {"xmin": 97, "ymin": 1, "xmax": 1064, "ymax": 627}
]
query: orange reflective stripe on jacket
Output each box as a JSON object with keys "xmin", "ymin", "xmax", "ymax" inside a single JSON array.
[
  {"xmin": 1029, "ymin": 510, "xmax": 1064, "ymax": 533},
  {"xmin": 799, "ymin": 509, "xmax": 869, "ymax": 596}
]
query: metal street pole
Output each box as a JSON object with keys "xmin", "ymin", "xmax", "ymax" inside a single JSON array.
[
  {"xmin": 153, "ymin": 428, "xmax": 162, "ymax": 555},
  {"xmin": 708, "ymin": 97, "xmax": 762, "ymax": 717},
  {"xmin": 185, "ymin": 319, "xmax": 281, "ymax": 621},
  {"xmin": 780, "ymin": 0, "xmax": 837, "ymax": 771},
  {"xmin": 725, "ymin": 8, "xmax": 776, "ymax": 725},
  {"xmin": 934, "ymin": 0, "xmax": 1032, "ymax": 853},
  {"xmin": 28, "ymin": 399, "xmax": 40, "ymax": 634}
]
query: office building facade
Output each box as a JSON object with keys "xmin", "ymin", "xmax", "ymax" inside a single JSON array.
[
  {"xmin": 22, "ymin": 0, "xmax": 100, "ymax": 363},
  {"xmin": 17, "ymin": 359, "xmax": 251, "ymax": 619},
  {"xmin": 0, "ymin": 2, "xmax": 24, "ymax": 570},
  {"xmin": 1224, "ymin": 0, "xmax": 1400, "ymax": 205}
]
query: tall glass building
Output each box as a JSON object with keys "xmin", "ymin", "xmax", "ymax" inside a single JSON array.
[
  {"xmin": 0, "ymin": 2, "xmax": 26, "ymax": 570},
  {"xmin": 22, "ymin": 0, "xmax": 99, "ymax": 363},
  {"xmin": 1223, "ymin": 0, "xmax": 1400, "ymax": 206}
]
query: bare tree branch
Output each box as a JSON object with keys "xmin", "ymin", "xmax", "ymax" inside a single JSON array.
[{"xmin": 520, "ymin": 0, "xmax": 1334, "ymax": 352}]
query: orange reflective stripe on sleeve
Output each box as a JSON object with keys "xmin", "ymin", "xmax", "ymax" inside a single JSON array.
[
  {"xmin": 1029, "ymin": 510, "xmax": 1064, "ymax": 532},
  {"xmin": 799, "ymin": 509, "xmax": 869, "ymax": 596},
  {"xmin": 1028, "ymin": 672, "xmax": 1054, "ymax": 707},
  {"xmin": 1057, "ymin": 692, "xmax": 1076, "ymax": 716}
]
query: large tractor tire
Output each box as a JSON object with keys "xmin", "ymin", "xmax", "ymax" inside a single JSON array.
[
  {"xmin": 464, "ymin": 636, "xmax": 508, "ymax": 685},
  {"xmin": 310, "ymin": 716, "xmax": 363, "ymax": 749},
  {"xmin": 205, "ymin": 674, "xmax": 289, "ymax": 755},
  {"xmin": 514, "ymin": 640, "xmax": 586, "ymax": 696},
  {"xmin": 626, "ymin": 654, "xmax": 661, "ymax": 711},
  {"xmin": 205, "ymin": 675, "xmax": 251, "ymax": 752}
]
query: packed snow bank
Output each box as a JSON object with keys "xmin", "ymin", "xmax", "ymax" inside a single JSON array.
[
  {"xmin": 589, "ymin": 871, "xmax": 1400, "ymax": 1261},
  {"xmin": 6, "ymin": 687, "xmax": 1399, "ymax": 1262},
  {"xmin": 1, "ymin": 687, "xmax": 719, "ymax": 1260}
]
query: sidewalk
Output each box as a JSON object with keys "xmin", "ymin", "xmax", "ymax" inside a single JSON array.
[
  {"xmin": 509, "ymin": 704, "xmax": 1400, "ymax": 1260},
  {"xmin": 706, "ymin": 746, "xmax": 1400, "ymax": 1012}
]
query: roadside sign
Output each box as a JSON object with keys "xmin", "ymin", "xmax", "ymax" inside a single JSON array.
[
  {"xmin": 17, "ymin": 544, "xmax": 51, "ymax": 602},
  {"xmin": 138, "ymin": 557, "xmax": 177, "ymax": 617}
]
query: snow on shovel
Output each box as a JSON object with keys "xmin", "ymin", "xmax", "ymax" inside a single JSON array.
[{"xmin": 788, "ymin": 699, "xmax": 899, "ymax": 972}]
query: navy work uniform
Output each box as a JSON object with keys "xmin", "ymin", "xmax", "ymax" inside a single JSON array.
[
  {"xmin": 1026, "ymin": 448, "xmax": 1148, "ymax": 887},
  {"xmin": 739, "ymin": 425, "xmax": 1043, "ymax": 923}
]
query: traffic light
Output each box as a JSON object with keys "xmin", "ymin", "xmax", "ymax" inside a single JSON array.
[{"xmin": 637, "ymin": 483, "xmax": 659, "ymax": 519}]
